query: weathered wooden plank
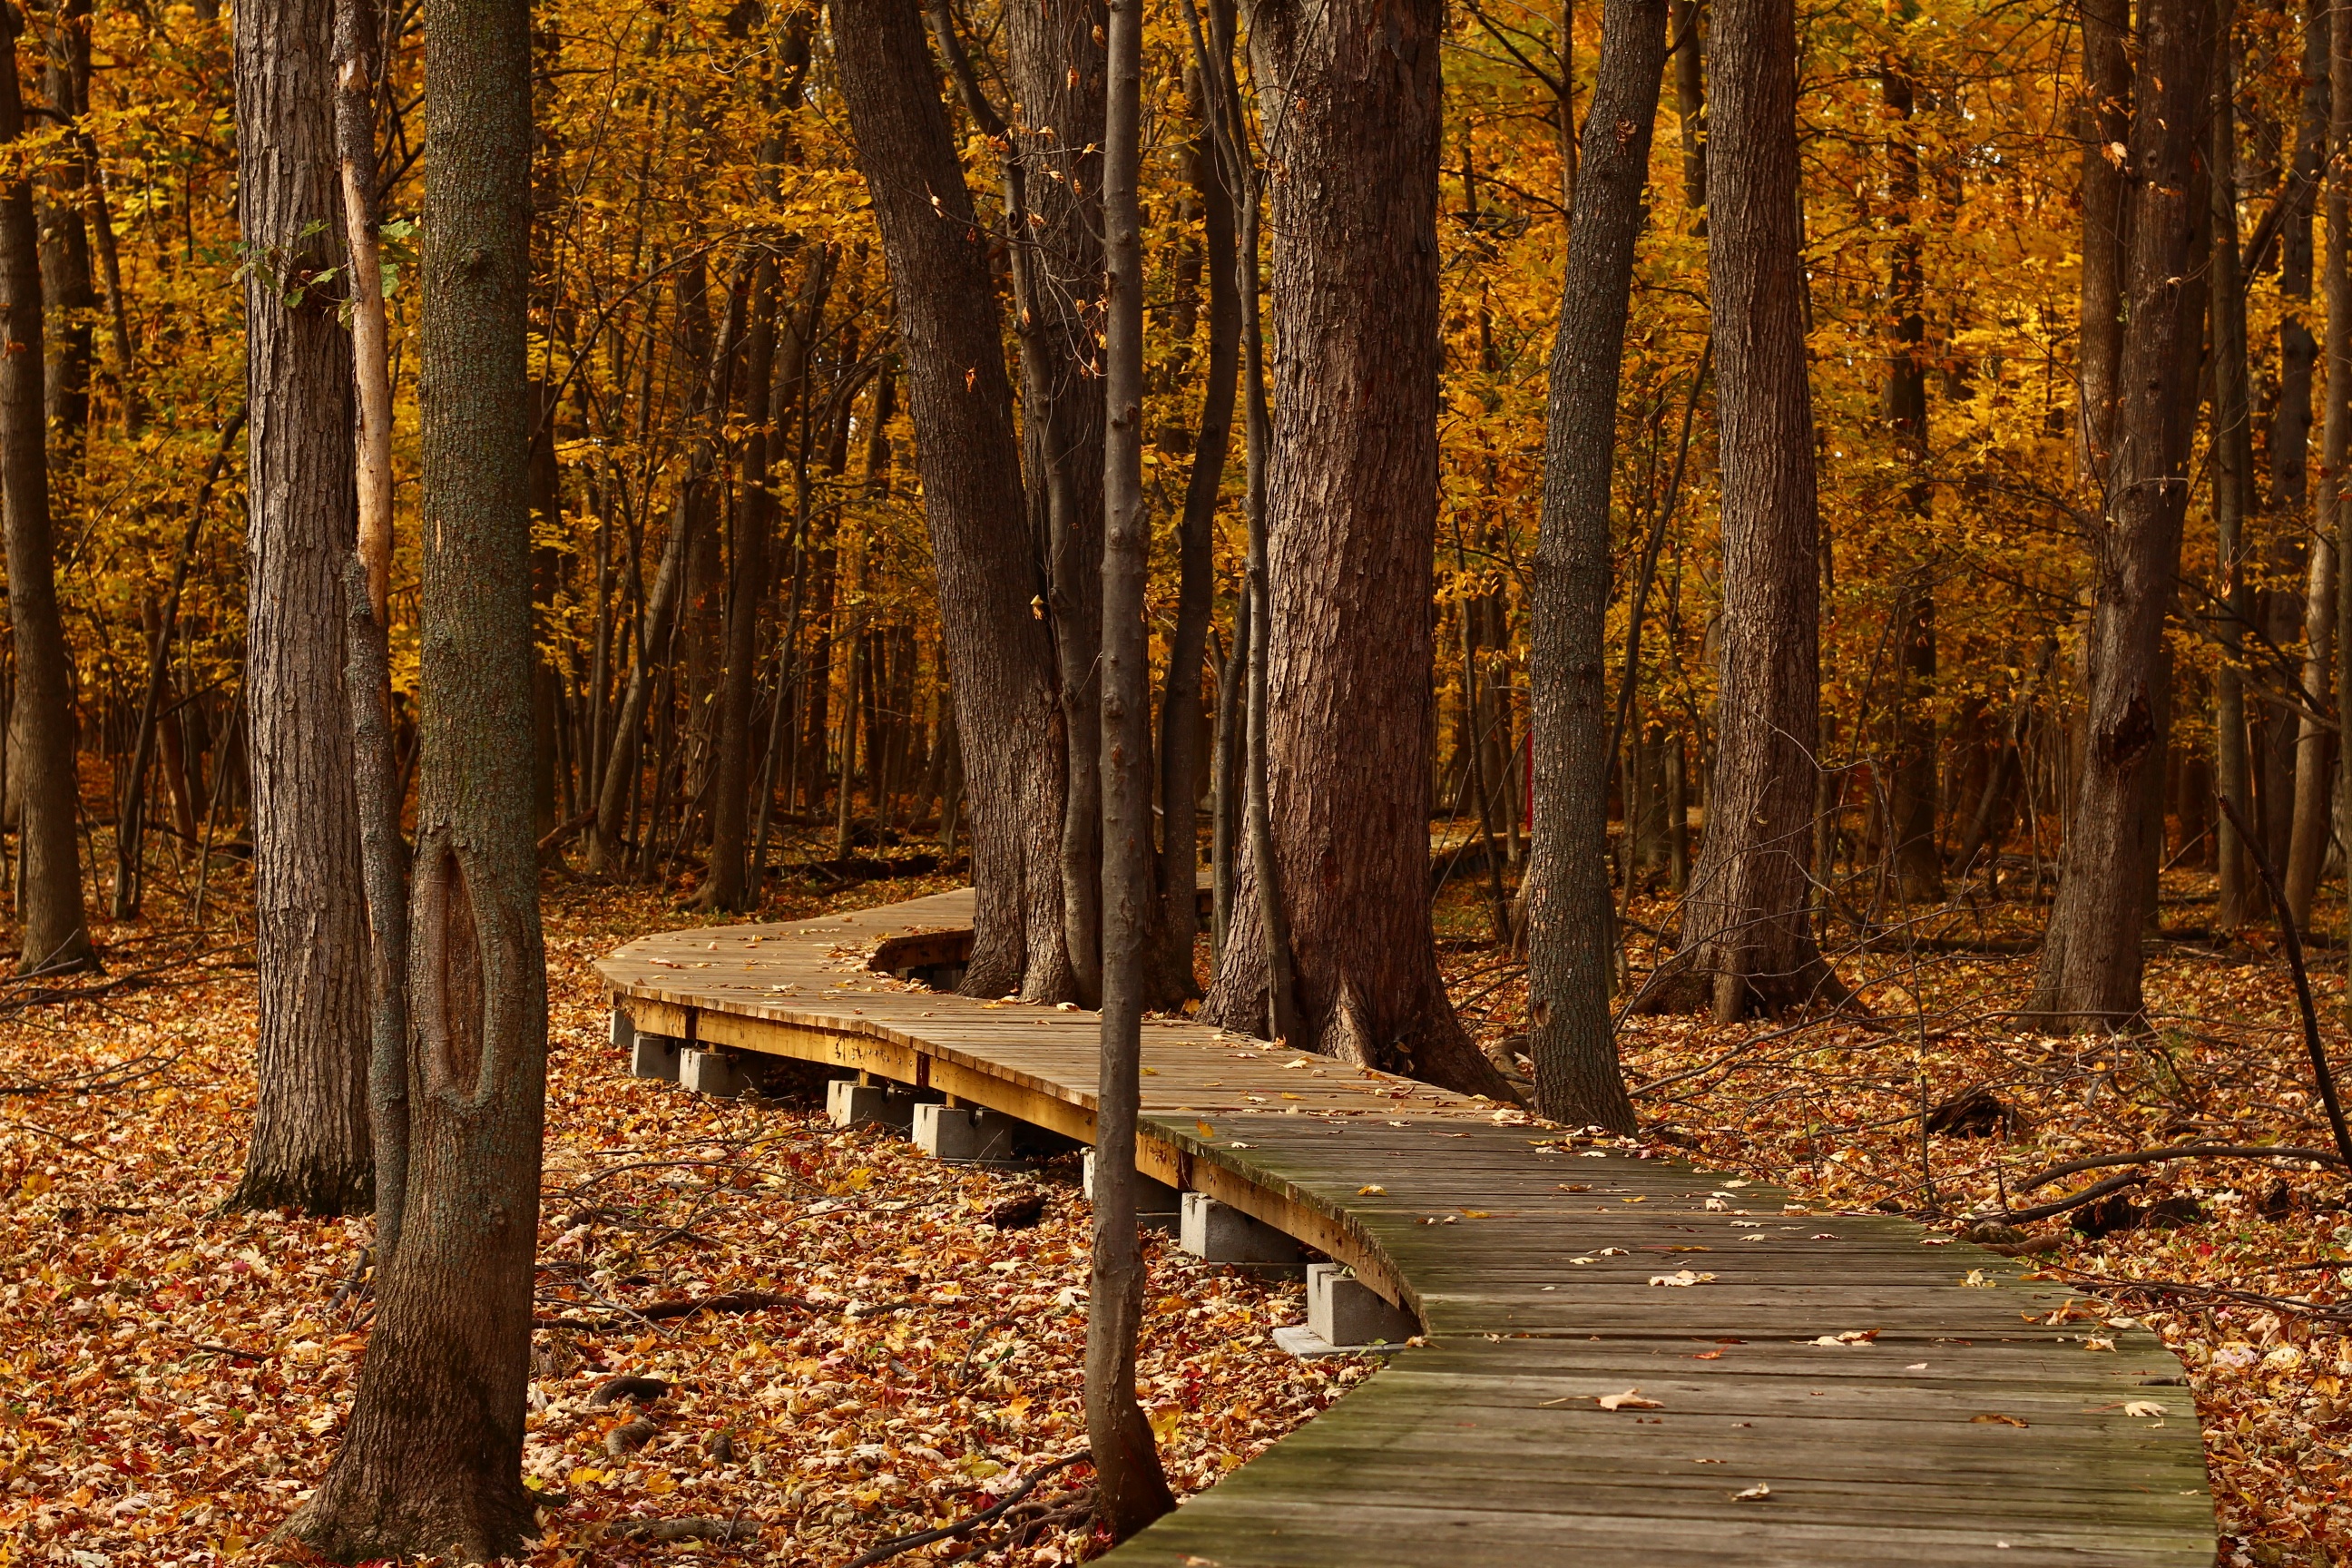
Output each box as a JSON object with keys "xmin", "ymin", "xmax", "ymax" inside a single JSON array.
[{"xmin": 593, "ymin": 888, "xmax": 2215, "ymax": 1567}]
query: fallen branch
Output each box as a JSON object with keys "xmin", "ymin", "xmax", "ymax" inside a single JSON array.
[
  {"xmin": 1981, "ymin": 1169, "xmax": 2145, "ymax": 1226},
  {"xmin": 2040, "ymin": 1261, "xmax": 2352, "ymax": 1324},
  {"xmin": 2018, "ymin": 1142, "xmax": 2347, "ymax": 1193},
  {"xmin": 612, "ymin": 1514, "xmax": 753, "ymax": 1544},
  {"xmin": 2216, "ymin": 795, "xmax": 2352, "ymax": 1175},
  {"xmin": 842, "ymin": 1450, "xmax": 1091, "ymax": 1568},
  {"xmin": 535, "ymin": 1289, "xmax": 813, "ymax": 1332}
]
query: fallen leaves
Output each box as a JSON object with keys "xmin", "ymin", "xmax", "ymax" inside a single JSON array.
[
  {"xmin": 1649, "ymin": 1269, "xmax": 1715, "ymax": 1288},
  {"xmin": 1596, "ymin": 1388, "xmax": 1664, "ymax": 1412}
]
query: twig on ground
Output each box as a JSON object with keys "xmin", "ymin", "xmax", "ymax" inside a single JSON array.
[
  {"xmin": 2017, "ymin": 1142, "xmax": 2347, "ymax": 1193},
  {"xmin": 1982, "ymin": 1169, "xmax": 2146, "ymax": 1226},
  {"xmin": 841, "ymin": 1450, "xmax": 1092, "ymax": 1568},
  {"xmin": 534, "ymin": 1289, "xmax": 814, "ymax": 1332}
]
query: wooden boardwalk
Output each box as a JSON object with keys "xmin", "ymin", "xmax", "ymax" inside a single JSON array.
[{"xmin": 598, "ymin": 888, "xmax": 2215, "ymax": 1565}]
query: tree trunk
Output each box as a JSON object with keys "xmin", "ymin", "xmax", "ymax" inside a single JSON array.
[
  {"xmin": 2030, "ymin": 0, "xmax": 2211, "ymax": 1026},
  {"xmin": 2076, "ymin": 0, "xmax": 2131, "ymax": 477},
  {"xmin": 0, "ymin": 5, "xmax": 90, "ymax": 979},
  {"xmin": 2210, "ymin": 0, "xmax": 2255, "ymax": 932},
  {"xmin": 833, "ymin": 0, "xmax": 1073, "ymax": 1001},
  {"xmin": 288, "ymin": 0, "xmax": 546, "ymax": 1549},
  {"xmin": 1198, "ymin": 0, "xmax": 1511, "ymax": 1098},
  {"xmin": 2298, "ymin": 0, "xmax": 2352, "ymax": 929},
  {"xmin": 1654, "ymin": 0, "xmax": 1834, "ymax": 1020},
  {"xmin": 1088, "ymin": 0, "xmax": 1178, "ymax": 1531},
  {"xmin": 700, "ymin": 252, "xmax": 779, "ymax": 912},
  {"xmin": 229, "ymin": 0, "xmax": 373, "ymax": 1216},
  {"xmin": 1882, "ymin": 36, "xmax": 1940, "ymax": 903},
  {"xmin": 1668, "ymin": 0, "xmax": 1704, "ymax": 213},
  {"xmin": 1005, "ymin": 0, "xmax": 1110, "ymax": 1007},
  {"xmin": 1524, "ymin": 0, "xmax": 1664, "ymax": 1132},
  {"xmin": 38, "ymin": 0, "xmax": 93, "ymax": 440},
  {"xmin": 113, "ymin": 409, "xmax": 243, "ymax": 919},
  {"xmin": 1148, "ymin": 51, "xmax": 1238, "ymax": 1004}
]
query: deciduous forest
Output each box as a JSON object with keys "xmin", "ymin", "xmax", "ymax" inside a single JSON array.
[{"xmin": 1, "ymin": 0, "xmax": 2349, "ymax": 1558}]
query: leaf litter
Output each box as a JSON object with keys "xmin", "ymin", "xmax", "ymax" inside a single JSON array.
[{"xmin": 0, "ymin": 876, "xmax": 1370, "ymax": 1564}]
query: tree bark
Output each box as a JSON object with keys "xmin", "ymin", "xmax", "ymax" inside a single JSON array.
[
  {"xmin": 37, "ymin": 0, "xmax": 93, "ymax": 440},
  {"xmin": 1654, "ymin": 0, "xmax": 1835, "ymax": 1020},
  {"xmin": 1088, "ymin": 0, "xmax": 1177, "ymax": 1531},
  {"xmin": 1198, "ymin": 0, "xmax": 1511, "ymax": 1098},
  {"xmin": 228, "ymin": 0, "xmax": 372, "ymax": 1216},
  {"xmin": 2030, "ymin": 0, "xmax": 2212, "ymax": 1026},
  {"xmin": 2210, "ymin": 0, "xmax": 2255, "ymax": 933},
  {"xmin": 0, "ymin": 5, "xmax": 89, "ymax": 979},
  {"xmin": 1006, "ymin": 0, "xmax": 1110, "ymax": 1006},
  {"xmin": 1524, "ymin": 0, "xmax": 1664, "ymax": 1132},
  {"xmin": 833, "ymin": 0, "xmax": 1073, "ymax": 1001},
  {"xmin": 1148, "ymin": 52, "xmax": 1238, "ymax": 1004},
  {"xmin": 1882, "ymin": 34, "xmax": 1940, "ymax": 904},
  {"xmin": 2076, "ymin": 0, "xmax": 2131, "ymax": 478},
  {"xmin": 1669, "ymin": 0, "xmax": 1705, "ymax": 214},
  {"xmin": 2298, "ymin": 0, "xmax": 2352, "ymax": 929},
  {"xmin": 288, "ymin": 0, "xmax": 546, "ymax": 1550}
]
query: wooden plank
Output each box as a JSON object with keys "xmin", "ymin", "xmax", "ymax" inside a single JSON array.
[{"xmin": 591, "ymin": 890, "xmax": 2216, "ymax": 1568}]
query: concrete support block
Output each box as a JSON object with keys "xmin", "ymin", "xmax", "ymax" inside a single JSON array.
[
  {"xmin": 913, "ymin": 1103, "xmax": 1018, "ymax": 1161},
  {"xmin": 1082, "ymin": 1151, "xmax": 1181, "ymax": 1230},
  {"xmin": 828, "ymin": 1079, "xmax": 916, "ymax": 1130},
  {"xmin": 1179, "ymin": 1191, "xmax": 1302, "ymax": 1265},
  {"xmin": 631, "ymin": 1033, "xmax": 682, "ymax": 1083},
  {"xmin": 680, "ymin": 1047, "xmax": 756, "ymax": 1098},
  {"xmin": 611, "ymin": 1007, "xmax": 635, "ymax": 1050},
  {"xmin": 1308, "ymin": 1262, "xmax": 1416, "ymax": 1348}
]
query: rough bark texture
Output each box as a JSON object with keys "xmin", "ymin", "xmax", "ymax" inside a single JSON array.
[
  {"xmin": 2030, "ymin": 0, "xmax": 2210, "ymax": 1026},
  {"xmin": 1655, "ymin": 0, "xmax": 1834, "ymax": 1020},
  {"xmin": 1006, "ymin": 0, "xmax": 1109, "ymax": 1005},
  {"xmin": 0, "ymin": 8, "xmax": 90, "ymax": 979},
  {"xmin": 2076, "ymin": 0, "xmax": 2131, "ymax": 476},
  {"xmin": 1087, "ymin": 0, "xmax": 1177, "ymax": 1529},
  {"xmin": 38, "ymin": 0, "xmax": 93, "ymax": 438},
  {"xmin": 1200, "ymin": 0, "xmax": 1511, "ymax": 1098},
  {"xmin": 230, "ymin": 0, "xmax": 373, "ymax": 1217},
  {"xmin": 832, "ymin": 0, "xmax": 1073, "ymax": 1002},
  {"xmin": 1524, "ymin": 0, "xmax": 1664, "ymax": 1132},
  {"xmin": 286, "ymin": 0, "xmax": 547, "ymax": 1553}
]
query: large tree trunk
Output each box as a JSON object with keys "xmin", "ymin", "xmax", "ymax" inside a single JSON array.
[
  {"xmin": 1198, "ymin": 0, "xmax": 1511, "ymax": 1099},
  {"xmin": 1652, "ymin": 0, "xmax": 1834, "ymax": 1020},
  {"xmin": 2030, "ymin": 0, "xmax": 2211, "ymax": 1026},
  {"xmin": 832, "ymin": 0, "xmax": 1073, "ymax": 1001},
  {"xmin": 2210, "ymin": 0, "xmax": 2255, "ymax": 933},
  {"xmin": 1087, "ymin": 0, "xmax": 1177, "ymax": 1531},
  {"xmin": 1149, "ymin": 53, "xmax": 1239, "ymax": 1003},
  {"xmin": 1524, "ymin": 0, "xmax": 1665, "ymax": 1132},
  {"xmin": 0, "ymin": 9, "xmax": 90, "ymax": 978},
  {"xmin": 229, "ymin": 0, "xmax": 373, "ymax": 1216},
  {"xmin": 1006, "ymin": 0, "xmax": 1110, "ymax": 1005},
  {"xmin": 287, "ymin": 0, "xmax": 546, "ymax": 1551}
]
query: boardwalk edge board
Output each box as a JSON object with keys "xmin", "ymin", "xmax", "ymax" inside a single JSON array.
[{"xmin": 596, "ymin": 888, "xmax": 2217, "ymax": 1565}]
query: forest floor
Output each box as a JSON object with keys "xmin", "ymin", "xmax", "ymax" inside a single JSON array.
[
  {"xmin": 0, "ymin": 849, "xmax": 1366, "ymax": 1568},
  {"xmin": 1435, "ymin": 861, "xmax": 2352, "ymax": 1568},
  {"xmin": 8, "ymin": 838, "xmax": 2346, "ymax": 1566}
]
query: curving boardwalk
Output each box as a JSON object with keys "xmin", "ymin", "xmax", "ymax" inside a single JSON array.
[{"xmin": 598, "ymin": 888, "xmax": 2214, "ymax": 1566}]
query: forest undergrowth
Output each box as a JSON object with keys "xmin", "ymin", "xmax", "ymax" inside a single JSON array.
[
  {"xmin": 1438, "ymin": 871, "xmax": 2352, "ymax": 1568},
  {"xmin": 0, "ymin": 859, "xmax": 1366, "ymax": 1568}
]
